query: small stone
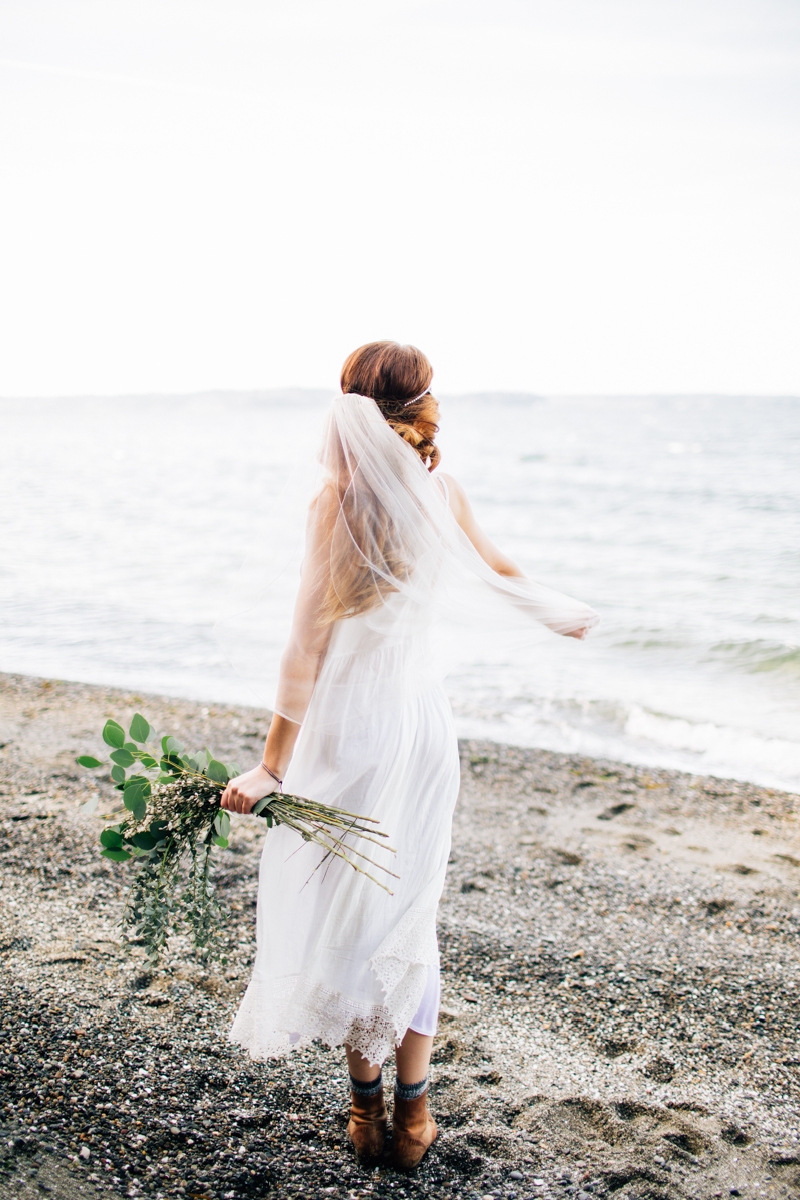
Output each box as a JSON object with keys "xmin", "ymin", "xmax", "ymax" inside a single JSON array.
[
  {"xmin": 79, "ymin": 1145, "xmax": 91, "ymax": 1159},
  {"xmin": 643, "ymin": 1055, "xmax": 676, "ymax": 1082},
  {"xmin": 509, "ymin": 1171, "xmax": 524, "ymax": 1181}
]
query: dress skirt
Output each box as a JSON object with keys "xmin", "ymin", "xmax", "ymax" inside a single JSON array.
[{"xmin": 229, "ymin": 614, "xmax": 461, "ymax": 1067}]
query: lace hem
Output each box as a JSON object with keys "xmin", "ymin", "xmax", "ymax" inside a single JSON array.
[
  {"xmin": 369, "ymin": 906, "xmax": 439, "ymax": 1036},
  {"xmin": 230, "ymin": 974, "xmax": 399, "ymax": 1066},
  {"xmin": 229, "ymin": 908, "xmax": 439, "ymax": 1067}
]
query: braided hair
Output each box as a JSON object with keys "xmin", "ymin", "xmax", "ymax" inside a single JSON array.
[{"xmin": 340, "ymin": 341, "xmax": 440, "ymax": 471}]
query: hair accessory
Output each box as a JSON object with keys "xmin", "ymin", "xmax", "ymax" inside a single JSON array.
[
  {"xmin": 260, "ymin": 761, "xmax": 282, "ymax": 789},
  {"xmin": 404, "ymin": 383, "xmax": 433, "ymax": 407}
]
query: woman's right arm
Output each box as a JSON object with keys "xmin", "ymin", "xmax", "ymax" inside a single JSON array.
[{"xmin": 221, "ymin": 494, "xmax": 334, "ymax": 813}]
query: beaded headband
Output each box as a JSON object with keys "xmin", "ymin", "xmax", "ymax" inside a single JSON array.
[{"xmin": 404, "ymin": 383, "xmax": 433, "ymax": 407}]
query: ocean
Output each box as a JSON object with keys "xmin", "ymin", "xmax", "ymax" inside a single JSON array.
[{"xmin": 2, "ymin": 392, "xmax": 798, "ymax": 792}]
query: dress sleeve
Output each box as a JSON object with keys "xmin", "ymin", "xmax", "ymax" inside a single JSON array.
[{"xmin": 272, "ymin": 497, "xmax": 334, "ymax": 726}]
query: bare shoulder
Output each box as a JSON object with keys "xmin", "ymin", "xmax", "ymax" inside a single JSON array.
[{"xmin": 437, "ymin": 472, "xmax": 470, "ymax": 517}]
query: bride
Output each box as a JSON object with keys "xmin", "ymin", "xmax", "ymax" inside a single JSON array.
[{"xmin": 220, "ymin": 341, "xmax": 598, "ymax": 1169}]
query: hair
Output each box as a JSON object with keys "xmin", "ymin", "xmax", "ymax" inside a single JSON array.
[
  {"xmin": 340, "ymin": 340, "xmax": 440, "ymax": 472},
  {"xmin": 316, "ymin": 341, "xmax": 439, "ymax": 624}
]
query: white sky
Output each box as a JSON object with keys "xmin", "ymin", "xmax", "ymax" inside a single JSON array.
[{"xmin": 1, "ymin": 0, "xmax": 799, "ymax": 396}]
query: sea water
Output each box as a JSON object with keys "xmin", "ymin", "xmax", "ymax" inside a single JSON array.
[{"xmin": 1, "ymin": 392, "xmax": 798, "ymax": 792}]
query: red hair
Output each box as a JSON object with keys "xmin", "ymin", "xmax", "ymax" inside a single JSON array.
[{"xmin": 340, "ymin": 341, "xmax": 440, "ymax": 471}]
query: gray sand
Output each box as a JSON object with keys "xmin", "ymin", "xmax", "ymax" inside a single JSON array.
[{"xmin": 0, "ymin": 672, "xmax": 798, "ymax": 1200}]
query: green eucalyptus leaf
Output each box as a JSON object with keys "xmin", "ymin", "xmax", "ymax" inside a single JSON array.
[
  {"xmin": 80, "ymin": 796, "xmax": 100, "ymax": 816},
  {"xmin": 123, "ymin": 742, "xmax": 138, "ymax": 753},
  {"xmin": 164, "ymin": 736, "xmax": 184, "ymax": 755},
  {"xmin": 160, "ymin": 754, "xmax": 183, "ymax": 774},
  {"xmin": 225, "ymin": 762, "xmax": 241, "ymax": 780},
  {"xmin": 206, "ymin": 759, "xmax": 229, "ymax": 785},
  {"xmin": 123, "ymin": 789, "xmax": 146, "ymax": 813},
  {"xmin": 131, "ymin": 800, "xmax": 147, "ymax": 822},
  {"xmin": 131, "ymin": 832, "xmax": 159, "ymax": 850},
  {"xmin": 101, "ymin": 847, "xmax": 131, "ymax": 863},
  {"xmin": 102, "ymin": 720, "xmax": 125, "ymax": 749},
  {"xmin": 213, "ymin": 811, "xmax": 231, "ymax": 839},
  {"xmin": 138, "ymin": 753, "xmax": 158, "ymax": 770},
  {"xmin": 76, "ymin": 755, "xmax": 103, "ymax": 769},
  {"xmin": 110, "ymin": 765, "xmax": 126, "ymax": 783},
  {"xmin": 129, "ymin": 713, "xmax": 151, "ymax": 743},
  {"xmin": 100, "ymin": 829, "xmax": 124, "ymax": 849},
  {"xmin": 251, "ymin": 796, "xmax": 271, "ymax": 817},
  {"xmin": 212, "ymin": 835, "xmax": 229, "ymax": 849},
  {"xmin": 123, "ymin": 774, "xmax": 151, "ymax": 794},
  {"xmin": 110, "ymin": 748, "xmax": 135, "ymax": 768}
]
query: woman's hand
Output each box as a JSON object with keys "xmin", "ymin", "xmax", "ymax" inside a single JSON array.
[
  {"xmin": 220, "ymin": 765, "xmax": 279, "ymax": 815},
  {"xmin": 564, "ymin": 626, "xmax": 590, "ymax": 640}
]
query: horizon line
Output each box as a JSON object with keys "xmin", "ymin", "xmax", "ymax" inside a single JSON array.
[{"xmin": 2, "ymin": 387, "xmax": 799, "ymax": 403}]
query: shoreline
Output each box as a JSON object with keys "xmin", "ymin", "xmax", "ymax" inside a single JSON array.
[
  {"xmin": 3, "ymin": 659, "xmax": 797, "ymax": 796},
  {"xmin": 1, "ymin": 671, "xmax": 799, "ymax": 1200}
]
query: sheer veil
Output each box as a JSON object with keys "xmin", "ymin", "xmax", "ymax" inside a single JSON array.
[{"xmin": 215, "ymin": 392, "xmax": 598, "ymax": 731}]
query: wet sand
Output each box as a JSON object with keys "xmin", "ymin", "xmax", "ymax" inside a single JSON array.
[{"xmin": 0, "ymin": 672, "xmax": 798, "ymax": 1200}]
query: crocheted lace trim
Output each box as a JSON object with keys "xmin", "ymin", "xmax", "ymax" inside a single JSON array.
[{"xmin": 229, "ymin": 908, "xmax": 439, "ymax": 1067}]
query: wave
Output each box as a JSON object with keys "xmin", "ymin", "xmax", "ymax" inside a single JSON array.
[
  {"xmin": 707, "ymin": 639, "xmax": 800, "ymax": 679},
  {"xmin": 450, "ymin": 689, "xmax": 800, "ymax": 794}
]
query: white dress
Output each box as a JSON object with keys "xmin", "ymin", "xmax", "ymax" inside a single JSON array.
[
  {"xmin": 228, "ymin": 394, "xmax": 598, "ymax": 1067},
  {"xmin": 230, "ymin": 480, "xmax": 459, "ymax": 1066}
]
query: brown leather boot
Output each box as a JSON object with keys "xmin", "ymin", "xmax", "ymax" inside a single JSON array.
[
  {"xmin": 347, "ymin": 1086, "xmax": 388, "ymax": 1162},
  {"xmin": 390, "ymin": 1089, "xmax": 437, "ymax": 1170}
]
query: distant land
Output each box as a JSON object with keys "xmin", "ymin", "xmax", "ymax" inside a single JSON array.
[{"xmin": 2, "ymin": 389, "xmax": 798, "ymax": 404}]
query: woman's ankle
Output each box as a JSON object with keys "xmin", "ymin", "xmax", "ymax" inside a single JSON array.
[
  {"xmin": 394, "ymin": 1073, "xmax": 428, "ymax": 1100},
  {"xmin": 349, "ymin": 1069, "xmax": 383, "ymax": 1097}
]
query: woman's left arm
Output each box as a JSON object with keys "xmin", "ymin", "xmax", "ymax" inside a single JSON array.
[
  {"xmin": 439, "ymin": 472, "xmax": 595, "ymax": 640},
  {"xmin": 439, "ymin": 473, "xmax": 525, "ymax": 578}
]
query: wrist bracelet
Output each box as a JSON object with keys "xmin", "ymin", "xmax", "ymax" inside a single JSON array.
[{"xmin": 260, "ymin": 761, "xmax": 282, "ymax": 789}]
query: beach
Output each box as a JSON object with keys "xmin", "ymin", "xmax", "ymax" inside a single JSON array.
[{"xmin": 1, "ymin": 671, "xmax": 799, "ymax": 1200}]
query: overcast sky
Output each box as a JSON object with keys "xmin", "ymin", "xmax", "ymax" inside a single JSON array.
[{"xmin": 1, "ymin": 0, "xmax": 798, "ymax": 396}]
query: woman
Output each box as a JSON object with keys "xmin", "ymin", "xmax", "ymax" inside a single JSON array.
[{"xmin": 220, "ymin": 341, "xmax": 598, "ymax": 1170}]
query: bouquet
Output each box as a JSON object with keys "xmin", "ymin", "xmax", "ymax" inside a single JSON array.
[{"xmin": 78, "ymin": 713, "xmax": 395, "ymax": 964}]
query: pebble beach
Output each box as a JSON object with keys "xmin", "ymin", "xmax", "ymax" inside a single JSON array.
[{"xmin": 1, "ymin": 672, "xmax": 799, "ymax": 1200}]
